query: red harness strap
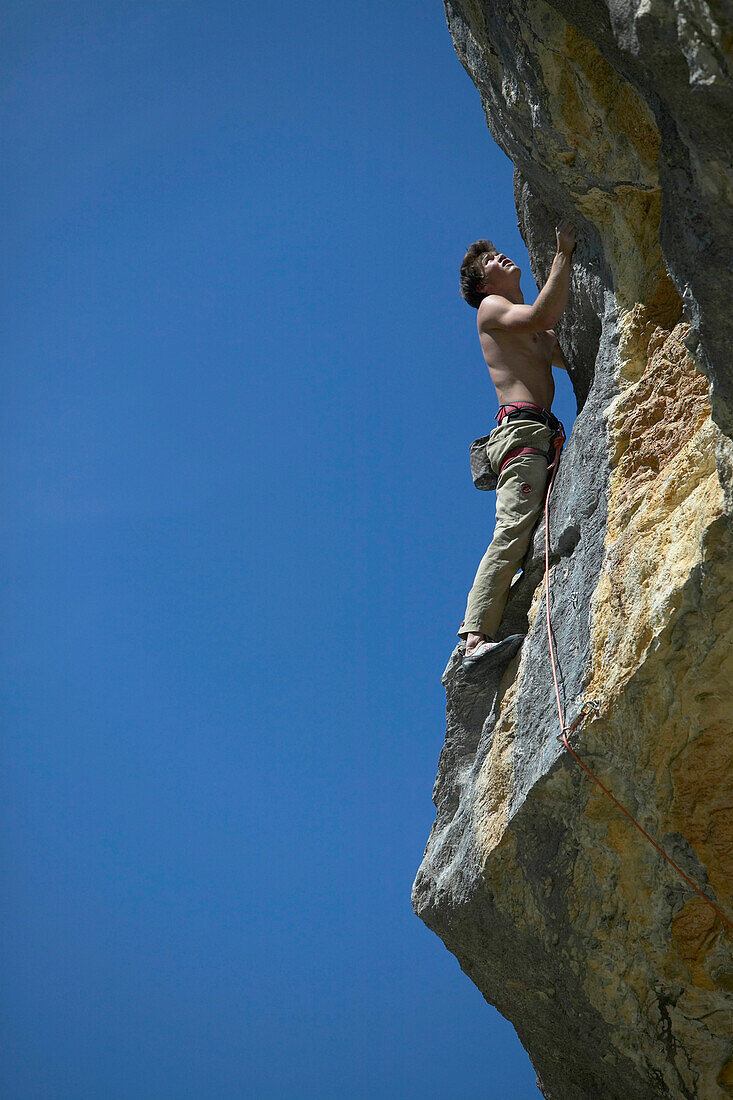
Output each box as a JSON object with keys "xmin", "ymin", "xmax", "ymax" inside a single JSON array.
[
  {"xmin": 498, "ymin": 445, "xmax": 548, "ymax": 476},
  {"xmin": 496, "ymin": 401, "xmax": 548, "ymax": 425}
]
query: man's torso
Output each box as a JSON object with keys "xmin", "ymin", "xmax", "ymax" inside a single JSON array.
[{"xmin": 479, "ymin": 327, "xmax": 556, "ymax": 409}]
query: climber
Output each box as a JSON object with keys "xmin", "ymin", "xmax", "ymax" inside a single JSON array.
[{"xmin": 458, "ymin": 222, "xmax": 576, "ymax": 672}]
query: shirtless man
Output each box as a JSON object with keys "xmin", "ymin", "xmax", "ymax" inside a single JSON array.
[{"xmin": 458, "ymin": 223, "xmax": 576, "ymax": 671}]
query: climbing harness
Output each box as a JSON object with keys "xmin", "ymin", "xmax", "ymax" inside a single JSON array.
[
  {"xmin": 543, "ymin": 433, "xmax": 733, "ymax": 931},
  {"xmin": 496, "ymin": 400, "xmax": 561, "ymax": 430},
  {"xmin": 470, "ymin": 403, "xmax": 560, "ymax": 491},
  {"xmin": 497, "ymin": 402, "xmax": 562, "ymax": 478}
]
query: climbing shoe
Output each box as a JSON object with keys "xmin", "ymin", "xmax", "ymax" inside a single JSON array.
[{"xmin": 461, "ymin": 634, "xmax": 525, "ymax": 673}]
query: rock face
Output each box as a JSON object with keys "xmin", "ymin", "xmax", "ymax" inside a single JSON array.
[{"xmin": 412, "ymin": 3, "xmax": 733, "ymax": 1097}]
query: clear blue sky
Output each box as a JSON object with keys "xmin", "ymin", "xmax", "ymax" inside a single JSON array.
[{"xmin": 2, "ymin": 3, "xmax": 577, "ymax": 1097}]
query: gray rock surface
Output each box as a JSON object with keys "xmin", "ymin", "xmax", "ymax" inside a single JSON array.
[{"xmin": 413, "ymin": 3, "xmax": 733, "ymax": 1097}]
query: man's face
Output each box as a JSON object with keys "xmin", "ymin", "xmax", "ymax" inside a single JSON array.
[{"xmin": 479, "ymin": 250, "xmax": 521, "ymax": 293}]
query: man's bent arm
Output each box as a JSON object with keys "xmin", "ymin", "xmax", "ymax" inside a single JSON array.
[{"xmin": 480, "ymin": 225, "xmax": 575, "ymax": 334}]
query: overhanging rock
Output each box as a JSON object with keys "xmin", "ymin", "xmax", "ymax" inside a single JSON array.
[{"xmin": 413, "ymin": 3, "xmax": 733, "ymax": 1097}]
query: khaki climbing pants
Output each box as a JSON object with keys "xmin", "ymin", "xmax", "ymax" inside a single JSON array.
[{"xmin": 459, "ymin": 417, "xmax": 557, "ymax": 640}]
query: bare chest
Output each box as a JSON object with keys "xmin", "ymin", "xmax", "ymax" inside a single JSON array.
[{"xmin": 481, "ymin": 328, "xmax": 554, "ymax": 371}]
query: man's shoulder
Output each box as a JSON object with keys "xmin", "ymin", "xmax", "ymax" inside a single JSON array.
[
  {"xmin": 478, "ymin": 294, "xmax": 534, "ymax": 336},
  {"xmin": 477, "ymin": 293, "xmax": 513, "ymax": 329},
  {"xmin": 478, "ymin": 292, "xmax": 512, "ymax": 314}
]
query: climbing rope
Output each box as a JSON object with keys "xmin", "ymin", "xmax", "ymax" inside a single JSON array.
[{"xmin": 543, "ymin": 435, "xmax": 733, "ymax": 931}]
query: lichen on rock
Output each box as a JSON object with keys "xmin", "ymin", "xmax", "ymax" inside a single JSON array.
[{"xmin": 413, "ymin": 3, "xmax": 733, "ymax": 1097}]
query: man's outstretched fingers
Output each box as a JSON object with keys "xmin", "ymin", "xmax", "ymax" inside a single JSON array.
[{"xmin": 555, "ymin": 221, "xmax": 576, "ymax": 255}]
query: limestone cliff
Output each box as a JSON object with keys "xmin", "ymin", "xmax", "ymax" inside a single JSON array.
[{"xmin": 412, "ymin": 3, "xmax": 733, "ymax": 1097}]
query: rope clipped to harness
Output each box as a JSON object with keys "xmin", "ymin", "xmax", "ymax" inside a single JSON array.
[{"xmin": 543, "ymin": 431, "xmax": 733, "ymax": 931}]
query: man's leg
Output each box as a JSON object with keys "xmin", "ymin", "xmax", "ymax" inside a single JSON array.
[{"xmin": 460, "ymin": 451, "xmax": 550, "ymax": 651}]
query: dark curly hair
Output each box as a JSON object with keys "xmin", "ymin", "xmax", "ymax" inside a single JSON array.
[{"xmin": 459, "ymin": 239, "xmax": 497, "ymax": 308}]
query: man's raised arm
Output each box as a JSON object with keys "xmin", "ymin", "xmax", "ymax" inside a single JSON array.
[{"xmin": 480, "ymin": 223, "xmax": 576, "ymax": 333}]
